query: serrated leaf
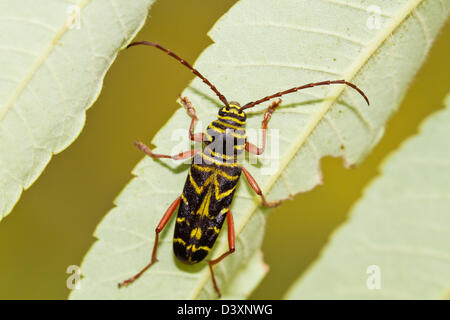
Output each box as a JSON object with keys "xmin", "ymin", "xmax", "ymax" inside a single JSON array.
[
  {"xmin": 70, "ymin": 0, "xmax": 449, "ymax": 299},
  {"xmin": 286, "ymin": 93, "xmax": 450, "ymax": 299},
  {"xmin": 0, "ymin": 0, "xmax": 156, "ymax": 219}
]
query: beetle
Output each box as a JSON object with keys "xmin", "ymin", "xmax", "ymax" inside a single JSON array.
[{"xmin": 118, "ymin": 41, "xmax": 369, "ymax": 297}]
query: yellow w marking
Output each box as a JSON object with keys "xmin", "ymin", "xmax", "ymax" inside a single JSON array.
[
  {"xmin": 214, "ymin": 178, "xmax": 237, "ymax": 200},
  {"xmin": 189, "ymin": 168, "xmax": 214, "ymax": 194}
]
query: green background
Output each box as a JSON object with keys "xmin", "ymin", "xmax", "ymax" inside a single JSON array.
[{"xmin": 0, "ymin": 0, "xmax": 448, "ymax": 299}]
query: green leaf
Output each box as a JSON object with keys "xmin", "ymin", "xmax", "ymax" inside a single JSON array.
[
  {"xmin": 211, "ymin": 250, "xmax": 269, "ymax": 300},
  {"xmin": 286, "ymin": 93, "xmax": 450, "ymax": 299},
  {"xmin": 0, "ymin": 0, "xmax": 156, "ymax": 220},
  {"xmin": 70, "ymin": 0, "xmax": 449, "ymax": 299}
]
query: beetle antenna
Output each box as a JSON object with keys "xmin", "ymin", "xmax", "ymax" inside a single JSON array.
[
  {"xmin": 127, "ymin": 41, "xmax": 229, "ymax": 107},
  {"xmin": 240, "ymin": 80, "xmax": 369, "ymax": 110}
]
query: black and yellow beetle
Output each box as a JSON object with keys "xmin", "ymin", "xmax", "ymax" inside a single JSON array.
[{"xmin": 118, "ymin": 41, "xmax": 369, "ymax": 297}]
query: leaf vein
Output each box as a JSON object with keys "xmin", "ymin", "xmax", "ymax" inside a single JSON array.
[{"xmin": 0, "ymin": 0, "xmax": 92, "ymax": 121}]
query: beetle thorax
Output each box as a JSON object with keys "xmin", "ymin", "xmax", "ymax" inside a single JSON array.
[{"xmin": 203, "ymin": 103, "xmax": 247, "ymax": 163}]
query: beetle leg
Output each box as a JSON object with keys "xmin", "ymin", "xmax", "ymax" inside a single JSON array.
[
  {"xmin": 118, "ymin": 196, "xmax": 181, "ymax": 288},
  {"xmin": 208, "ymin": 210, "xmax": 235, "ymax": 298},
  {"xmin": 245, "ymin": 99, "xmax": 282, "ymax": 155},
  {"xmin": 179, "ymin": 95, "xmax": 204, "ymax": 142},
  {"xmin": 134, "ymin": 141, "xmax": 201, "ymax": 160},
  {"xmin": 242, "ymin": 167, "xmax": 282, "ymax": 208}
]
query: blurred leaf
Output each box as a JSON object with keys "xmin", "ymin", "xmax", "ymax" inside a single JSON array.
[
  {"xmin": 70, "ymin": 0, "xmax": 449, "ymax": 299},
  {"xmin": 0, "ymin": 0, "xmax": 156, "ymax": 220},
  {"xmin": 286, "ymin": 93, "xmax": 450, "ymax": 299}
]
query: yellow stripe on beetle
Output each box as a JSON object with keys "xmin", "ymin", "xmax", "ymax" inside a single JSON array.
[
  {"xmin": 192, "ymin": 164, "xmax": 214, "ymax": 172},
  {"xmin": 217, "ymin": 170, "xmax": 239, "ymax": 181},
  {"xmin": 213, "ymin": 119, "xmax": 243, "ymax": 130},
  {"xmin": 218, "ymin": 115, "xmax": 245, "ymax": 125},
  {"xmin": 225, "ymin": 107, "xmax": 245, "ymax": 116},
  {"xmin": 173, "ymin": 238, "xmax": 187, "ymax": 246},
  {"xmin": 210, "ymin": 150, "xmax": 235, "ymax": 160},
  {"xmin": 201, "ymin": 153, "xmax": 242, "ymax": 168},
  {"xmin": 209, "ymin": 226, "xmax": 221, "ymax": 234},
  {"xmin": 190, "ymin": 227, "xmax": 202, "ymax": 240},
  {"xmin": 186, "ymin": 244, "xmax": 211, "ymax": 253},
  {"xmin": 215, "ymin": 179, "xmax": 237, "ymax": 200},
  {"xmin": 181, "ymin": 193, "xmax": 188, "ymax": 205}
]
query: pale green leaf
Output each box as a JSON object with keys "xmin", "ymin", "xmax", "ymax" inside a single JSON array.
[
  {"xmin": 70, "ymin": 0, "xmax": 449, "ymax": 299},
  {"xmin": 286, "ymin": 93, "xmax": 450, "ymax": 299},
  {"xmin": 220, "ymin": 251, "xmax": 269, "ymax": 300},
  {"xmin": 0, "ymin": 0, "xmax": 156, "ymax": 219}
]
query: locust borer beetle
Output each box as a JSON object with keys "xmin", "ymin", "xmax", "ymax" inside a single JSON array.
[{"xmin": 118, "ymin": 41, "xmax": 369, "ymax": 297}]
